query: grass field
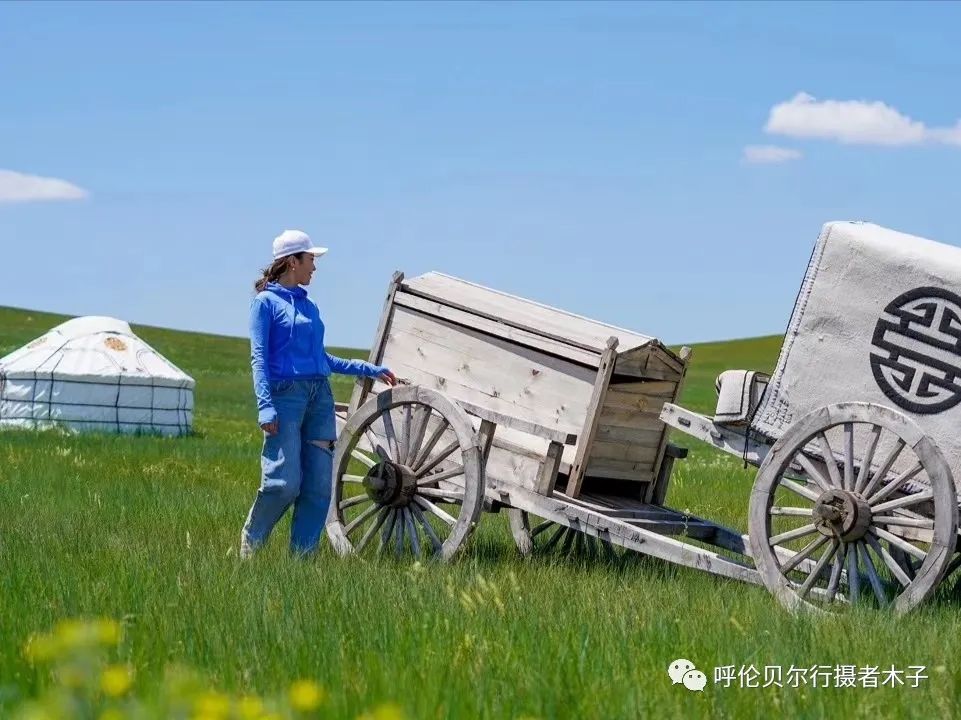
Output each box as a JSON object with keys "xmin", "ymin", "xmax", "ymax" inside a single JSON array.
[{"xmin": 3, "ymin": 305, "xmax": 961, "ymax": 719}]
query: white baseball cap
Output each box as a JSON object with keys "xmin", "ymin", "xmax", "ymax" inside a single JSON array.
[{"xmin": 272, "ymin": 230, "xmax": 329, "ymax": 260}]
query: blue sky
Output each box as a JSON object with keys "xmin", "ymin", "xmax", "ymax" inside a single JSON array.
[{"xmin": 2, "ymin": 1, "xmax": 961, "ymax": 349}]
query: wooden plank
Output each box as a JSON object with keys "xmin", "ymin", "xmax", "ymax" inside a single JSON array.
[
  {"xmin": 588, "ymin": 440, "xmax": 659, "ymax": 464},
  {"xmin": 403, "ymin": 272, "xmax": 654, "ymax": 355},
  {"xmin": 584, "ymin": 457, "xmax": 655, "ymax": 482},
  {"xmin": 535, "ymin": 441, "xmax": 564, "ymax": 496},
  {"xmin": 606, "ymin": 380, "xmax": 676, "ymax": 397},
  {"xmin": 457, "ymin": 397, "xmax": 577, "ymax": 445},
  {"xmin": 597, "ymin": 406, "xmax": 666, "ymax": 427},
  {"xmin": 566, "ymin": 338, "xmax": 619, "ymax": 497},
  {"xmin": 646, "ymin": 346, "xmax": 692, "ymax": 504},
  {"xmin": 485, "ymin": 478, "xmax": 762, "ymax": 586},
  {"xmin": 594, "ymin": 424, "xmax": 663, "ymax": 446},
  {"xmin": 393, "ymin": 291, "xmax": 602, "ymax": 368},
  {"xmin": 349, "ymin": 271, "xmax": 404, "ymax": 414},
  {"xmin": 382, "ymin": 306, "xmax": 594, "ymax": 433}
]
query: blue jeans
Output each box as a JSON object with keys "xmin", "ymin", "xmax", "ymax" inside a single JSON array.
[{"xmin": 240, "ymin": 378, "xmax": 337, "ymax": 557}]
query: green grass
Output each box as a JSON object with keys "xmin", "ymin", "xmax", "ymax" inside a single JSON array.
[{"xmin": 2, "ymin": 306, "xmax": 961, "ymax": 719}]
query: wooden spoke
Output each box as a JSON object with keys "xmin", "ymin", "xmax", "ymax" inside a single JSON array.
[
  {"xmin": 413, "ymin": 495, "xmax": 457, "ymax": 526},
  {"xmin": 339, "ymin": 494, "xmax": 371, "ymax": 510},
  {"xmin": 381, "ymin": 409, "xmax": 400, "ymax": 462},
  {"xmin": 349, "ymin": 450, "xmax": 376, "ymax": 469},
  {"xmin": 866, "ymin": 462, "xmax": 924, "ymax": 506},
  {"xmin": 865, "ymin": 534, "xmax": 912, "ymax": 587},
  {"xmin": 847, "ymin": 543, "xmax": 861, "ymax": 605},
  {"xmin": 859, "ymin": 541, "xmax": 890, "ymax": 606},
  {"xmin": 769, "ymin": 523, "xmax": 818, "ymax": 547},
  {"xmin": 341, "ymin": 474, "xmax": 366, "ymax": 484},
  {"xmin": 779, "ymin": 535, "xmax": 830, "ymax": 575},
  {"xmin": 412, "ymin": 417, "xmax": 450, "ymax": 470},
  {"xmin": 780, "ymin": 478, "xmax": 821, "ymax": 503},
  {"xmin": 531, "ymin": 520, "xmax": 554, "ymax": 538},
  {"xmin": 379, "ymin": 509, "xmax": 399, "ymax": 553},
  {"xmin": 797, "ymin": 541, "xmax": 840, "ymax": 600},
  {"xmin": 399, "ymin": 404, "xmax": 413, "ymax": 465},
  {"xmin": 817, "ymin": 433, "xmax": 844, "ymax": 488},
  {"xmin": 843, "ymin": 423, "xmax": 855, "ymax": 490},
  {"xmin": 356, "ymin": 507, "xmax": 390, "ymax": 553},
  {"xmin": 415, "ymin": 441, "xmax": 461, "ymax": 478},
  {"xmin": 417, "ymin": 487, "xmax": 466, "ymax": 502},
  {"xmin": 416, "ymin": 467, "xmax": 465, "ymax": 486},
  {"xmin": 872, "ymin": 515, "xmax": 935, "ymax": 530},
  {"xmin": 405, "ymin": 405, "xmax": 432, "ymax": 467},
  {"xmin": 345, "ymin": 503, "xmax": 381, "ymax": 537},
  {"xmin": 411, "ymin": 504, "xmax": 443, "ymax": 554},
  {"xmin": 541, "ymin": 524, "xmax": 566, "ymax": 552},
  {"xmin": 870, "ymin": 527, "xmax": 927, "ymax": 562},
  {"xmin": 404, "ymin": 507, "xmax": 421, "ymax": 558},
  {"xmin": 825, "ymin": 542, "xmax": 847, "ymax": 604},
  {"xmin": 364, "ymin": 427, "xmax": 385, "ymax": 459},
  {"xmin": 770, "ymin": 506, "xmax": 814, "ymax": 517},
  {"xmin": 854, "ymin": 424, "xmax": 883, "ymax": 494},
  {"xmin": 394, "ymin": 508, "xmax": 406, "ymax": 557},
  {"xmin": 560, "ymin": 527, "xmax": 577, "ymax": 555},
  {"xmin": 860, "ymin": 438, "xmax": 906, "ymax": 500},
  {"xmin": 871, "ymin": 491, "xmax": 934, "ymax": 514},
  {"xmin": 795, "ymin": 452, "xmax": 833, "ymax": 493}
]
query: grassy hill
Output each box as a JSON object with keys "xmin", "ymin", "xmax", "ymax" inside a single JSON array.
[{"xmin": 1, "ymin": 306, "xmax": 958, "ymax": 719}]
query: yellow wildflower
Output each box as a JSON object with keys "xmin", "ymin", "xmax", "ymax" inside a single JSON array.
[
  {"xmin": 100, "ymin": 665, "xmax": 134, "ymax": 697},
  {"xmin": 98, "ymin": 709, "xmax": 126, "ymax": 720},
  {"xmin": 193, "ymin": 690, "xmax": 231, "ymax": 718},
  {"xmin": 288, "ymin": 680, "xmax": 325, "ymax": 712},
  {"xmin": 236, "ymin": 695, "xmax": 265, "ymax": 720},
  {"xmin": 23, "ymin": 633, "xmax": 59, "ymax": 664},
  {"xmin": 358, "ymin": 703, "xmax": 405, "ymax": 720},
  {"xmin": 94, "ymin": 619, "xmax": 121, "ymax": 646}
]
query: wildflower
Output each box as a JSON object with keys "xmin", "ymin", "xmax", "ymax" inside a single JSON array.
[
  {"xmin": 23, "ymin": 633, "xmax": 59, "ymax": 664},
  {"xmin": 94, "ymin": 619, "xmax": 122, "ymax": 646},
  {"xmin": 288, "ymin": 680, "xmax": 325, "ymax": 711},
  {"xmin": 98, "ymin": 709, "xmax": 126, "ymax": 720},
  {"xmin": 358, "ymin": 702, "xmax": 405, "ymax": 720},
  {"xmin": 100, "ymin": 665, "xmax": 134, "ymax": 697},
  {"xmin": 193, "ymin": 690, "xmax": 231, "ymax": 718},
  {"xmin": 236, "ymin": 695, "xmax": 265, "ymax": 720}
]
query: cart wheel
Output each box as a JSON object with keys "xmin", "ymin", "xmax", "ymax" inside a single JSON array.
[
  {"xmin": 326, "ymin": 386, "xmax": 484, "ymax": 561},
  {"xmin": 749, "ymin": 402, "xmax": 958, "ymax": 614},
  {"xmin": 507, "ymin": 509, "xmax": 621, "ymax": 561}
]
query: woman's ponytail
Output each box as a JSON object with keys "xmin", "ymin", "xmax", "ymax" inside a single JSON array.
[{"xmin": 254, "ymin": 255, "xmax": 297, "ymax": 292}]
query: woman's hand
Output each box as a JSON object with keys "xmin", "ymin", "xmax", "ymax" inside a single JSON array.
[
  {"xmin": 260, "ymin": 420, "xmax": 279, "ymax": 436},
  {"xmin": 377, "ymin": 369, "xmax": 398, "ymax": 387}
]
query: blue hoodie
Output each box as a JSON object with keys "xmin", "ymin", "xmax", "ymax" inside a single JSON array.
[{"xmin": 250, "ymin": 282, "xmax": 387, "ymax": 425}]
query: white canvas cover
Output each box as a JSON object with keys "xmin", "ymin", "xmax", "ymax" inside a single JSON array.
[
  {"xmin": 753, "ymin": 221, "xmax": 961, "ymax": 475},
  {"xmin": 0, "ymin": 316, "xmax": 194, "ymax": 437}
]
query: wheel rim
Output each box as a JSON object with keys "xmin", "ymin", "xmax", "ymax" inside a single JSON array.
[
  {"xmin": 327, "ymin": 386, "xmax": 484, "ymax": 561},
  {"xmin": 749, "ymin": 402, "xmax": 957, "ymax": 615}
]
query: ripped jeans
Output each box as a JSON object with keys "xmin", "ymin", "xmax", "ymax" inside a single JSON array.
[{"xmin": 241, "ymin": 378, "xmax": 337, "ymax": 557}]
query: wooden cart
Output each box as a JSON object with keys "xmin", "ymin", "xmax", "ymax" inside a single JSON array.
[
  {"xmin": 661, "ymin": 221, "xmax": 961, "ymax": 614},
  {"xmin": 327, "ymin": 270, "xmax": 763, "ymax": 587}
]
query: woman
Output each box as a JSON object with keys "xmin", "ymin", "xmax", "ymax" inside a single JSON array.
[{"xmin": 240, "ymin": 229, "xmax": 396, "ymax": 558}]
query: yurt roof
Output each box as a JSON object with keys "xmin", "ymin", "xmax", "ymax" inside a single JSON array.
[{"xmin": 0, "ymin": 316, "xmax": 194, "ymax": 388}]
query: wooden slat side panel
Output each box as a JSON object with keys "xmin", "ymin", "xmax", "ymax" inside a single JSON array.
[
  {"xmin": 381, "ymin": 306, "xmax": 596, "ymax": 437},
  {"xmin": 404, "ymin": 272, "xmax": 654, "ymax": 354},
  {"xmin": 393, "ymin": 291, "xmax": 603, "ymax": 369},
  {"xmin": 579, "ymin": 377, "xmax": 679, "ymax": 486},
  {"xmin": 613, "ymin": 347, "xmax": 685, "ymax": 381}
]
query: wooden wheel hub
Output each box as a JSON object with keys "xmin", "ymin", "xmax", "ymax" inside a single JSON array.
[
  {"xmin": 364, "ymin": 461, "xmax": 417, "ymax": 507},
  {"xmin": 813, "ymin": 488, "xmax": 872, "ymax": 541}
]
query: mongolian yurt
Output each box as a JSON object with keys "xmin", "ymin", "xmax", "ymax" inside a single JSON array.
[{"xmin": 0, "ymin": 316, "xmax": 194, "ymax": 436}]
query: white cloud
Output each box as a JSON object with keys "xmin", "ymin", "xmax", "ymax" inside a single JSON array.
[
  {"xmin": 742, "ymin": 145, "xmax": 802, "ymax": 164},
  {"xmin": 764, "ymin": 92, "xmax": 961, "ymax": 147},
  {"xmin": 0, "ymin": 169, "xmax": 89, "ymax": 204}
]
